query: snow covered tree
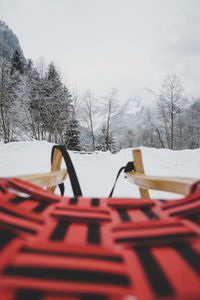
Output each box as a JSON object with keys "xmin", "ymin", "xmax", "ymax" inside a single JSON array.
[
  {"xmin": 42, "ymin": 62, "xmax": 69, "ymax": 142},
  {"xmin": 120, "ymin": 129, "xmax": 136, "ymax": 149},
  {"xmin": 81, "ymin": 90, "xmax": 96, "ymax": 151},
  {"xmin": 184, "ymin": 98, "xmax": 200, "ymax": 148},
  {"xmin": 9, "ymin": 54, "xmax": 28, "ymax": 141},
  {"xmin": 25, "ymin": 59, "xmax": 44, "ymax": 140},
  {"xmin": 24, "ymin": 61, "xmax": 79, "ymax": 145},
  {"xmin": 0, "ymin": 58, "xmax": 11, "ymax": 142},
  {"xmin": 65, "ymin": 118, "xmax": 80, "ymax": 150},
  {"xmin": 0, "ymin": 54, "xmax": 27, "ymax": 142},
  {"xmin": 96, "ymin": 123, "xmax": 116, "ymax": 152},
  {"xmin": 156, "ymin": 75, "xmax": 185, "ymax": 149},
  {"xmin": 104, "ymin": 89, "xmax": 118, "ymax": 151},
  {"xmin": 11, "ymin": 49, "xmax": 24, "ymax": 75},
  {"xmin": 96, "ymin": 124, "xmax": 106, "ymax": 151}
]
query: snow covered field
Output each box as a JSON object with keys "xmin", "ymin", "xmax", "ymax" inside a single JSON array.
[{"xmin": 0, "ymin": 141, "xmax": 199, "ymax": 200}]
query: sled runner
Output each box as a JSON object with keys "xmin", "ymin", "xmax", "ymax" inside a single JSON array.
[{"xmin": 0, "ymin": 145, "xmax": 199, "ymax": 300}]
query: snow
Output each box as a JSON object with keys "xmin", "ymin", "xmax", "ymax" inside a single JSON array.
[{"xmin": 0, "ymin": 141, "xmax": 199, "ymax": 200}]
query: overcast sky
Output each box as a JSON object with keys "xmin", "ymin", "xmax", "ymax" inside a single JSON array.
[{"xmin": 0, "ymin": 0, "xmax": 200, "ymax": 101}]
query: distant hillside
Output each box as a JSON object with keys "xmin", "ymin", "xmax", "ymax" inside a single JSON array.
[{"xmin": 0, "ymin": 20, "xmax": 24, "ymax": 61}]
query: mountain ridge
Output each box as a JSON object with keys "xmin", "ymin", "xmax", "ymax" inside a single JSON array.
[{"xmin": 0, "ymin": 20, "xmax": 24, "ymax": 62}]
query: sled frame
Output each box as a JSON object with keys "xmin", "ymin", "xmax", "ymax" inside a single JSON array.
[
  {"xmin": 125, "ymin": 149, "xmax": 197, "ymax": 197},
  {"xmin": 15, "ymin": 148, "xmax": 197, "ymax": 197}
]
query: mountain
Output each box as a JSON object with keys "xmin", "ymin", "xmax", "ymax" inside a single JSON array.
[
  {"xmin": 0, "ymin": 20, "xmax": 24, "ymax": 62},
  {"xmin": 78, "ymin": 87, "xmax": 156, "ymax": 134},
  {"xmin": 92, "ymin": 97, "xmax": 145, "ymax": 132},
  {"xmin": 116, "ymin": 97, "xmax": 145, "ymax": 129}
]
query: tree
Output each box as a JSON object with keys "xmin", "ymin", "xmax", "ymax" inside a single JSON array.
[
  {"xmin": 0, "ymin": 58, "xmax": 11, "ymax": 142},
  {"xmin": 0, "ymin": 55, "xmax": 81, "ymax": 146},
  {"xmin": 156, "ymin": 75, "xmax": 185, "ymax": 149},
  {"xmin": 44, "ymin": 62, "xmax": 67, "ymax": 142},
  {"xmin": 11, "ymin": 49, "xmax": 24, "ymax": 75},
  {"xmin": 96, "ymin": 123, "xmax": 116, "ymax": 152},
  {"xmin": 81, "ymin": 90, "xmax": 96, "ymax": 151},
  {"xmin": 184, "ymin": 98, "xmax": 200, "ymax": 148},
  {"xmin": 26, "ymin": 59, "xmax": 44, "ymax": 140},
  {"xmin": 66, "ymin": 118, "xmax": 80, "ymax": 150},
  {"xmin": 96, "ymin": 124, "xmax": 106, "ymax": 151},
  {"xmin": 0, "ymin": 54, "xmax": 27, "ymax": 143},
  {"xmin": 25, "ymin": 61, "xmax": 75, "ymax": 144},
  {"xmin": 104, "ymin": 89, "xmax": 118, "ymax": 151}
]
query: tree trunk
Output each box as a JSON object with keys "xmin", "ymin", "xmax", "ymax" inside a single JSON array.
[{"xmin": 0, "ymin": 64, "xmax": 8, "ymax": 143}]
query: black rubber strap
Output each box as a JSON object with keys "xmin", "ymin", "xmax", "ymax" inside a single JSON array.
[
  {"xmin": 109, "ymin": 161, "xmax": 135, "ymax": 198},
  {"xmin": 51, "ymin": 145, "xmax": 82, "ymax": 197}
]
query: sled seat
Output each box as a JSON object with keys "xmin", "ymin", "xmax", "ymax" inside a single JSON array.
[{"xmin": 0, "ymin": 145, "xmax": 199, "ymax": 300}]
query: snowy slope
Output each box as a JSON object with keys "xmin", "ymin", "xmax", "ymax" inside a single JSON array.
[{"xmin": 0, "ymin": 141, "xmax": 199, "ymax": 200}]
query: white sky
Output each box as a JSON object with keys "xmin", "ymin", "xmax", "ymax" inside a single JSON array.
[{"xmin": 0, "ymin": 0, "xmax": 200, "ymax": 101}]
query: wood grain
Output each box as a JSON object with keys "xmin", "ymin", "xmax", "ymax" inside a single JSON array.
[
  {"xmin": 17, "ymin": 169, "xmax": 67, "ymax": 188},
  {"xmin": 126, "ymin": 172, "xmax": 197, "ymax": 196},
  {"xmin": 47, "ymin": 147, "xmax": 65, "ymax": 192},
  {"xmin": 133, "ymin": 149, "xmax": 150, "ymax": 198}
]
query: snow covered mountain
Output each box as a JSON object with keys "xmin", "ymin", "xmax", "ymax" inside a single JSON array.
[
  {"xmin": 78, "ymin": 87, "xmax": 156, "ymax": 133},
  {"xmin": 0, "ymin": 20, "xmax": 24, "ymax": 62},
  {"xmin": 116, "ymin": 97, "xmax": 145, "ymax": 129}
]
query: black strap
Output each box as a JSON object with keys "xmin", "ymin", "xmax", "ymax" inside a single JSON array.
[
  {"xmin": 51, "ymin": 145, "xmax": 82, "ymax": 197},
  {"xmin": 109, "ymin": 161, "xmax": 135, "ymax": 198}
]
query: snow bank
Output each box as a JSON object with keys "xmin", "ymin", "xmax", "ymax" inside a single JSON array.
[{"xmin": 0, "ymin": 141, "xmax": 199, "ymax": 199}]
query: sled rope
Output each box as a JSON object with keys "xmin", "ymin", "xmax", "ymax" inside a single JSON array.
[
  {"xmin": 50, "ymin": 145, "xmax": 82, "ymax": 197},
  {"xmin": 109, "ymin": 161, "xmax": 135, "ymax": 197}
]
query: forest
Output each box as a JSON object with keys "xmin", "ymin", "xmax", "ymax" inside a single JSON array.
[{"xmin": 0, "ymin": 48, "xmax": 200, "ymax": 152}]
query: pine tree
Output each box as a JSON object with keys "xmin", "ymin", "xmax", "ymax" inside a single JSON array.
[
  {"xmin": 96, "ymin": 124, "xmax": 116, "ymax": 152},
  {"xmin": 25, "ymin": 61, "xmax": 76, "ymax": 144},
  {"xmin": 44, "ymin": 62, "xmax": 64, "ymax": 142},
  {"xmin": 0, "ymin": 53, "xmax": 28, "ymax": 142},
  {"xmin": 66, "ymin": 118, "xmax": 81, "ymax": 150},
  {"xmin": 11, "ymin": 49, "xmax": 24, "ymax": 75},
  {"xmin": 57, "ymin": 85, "xmax": 73, "ymax": 144},
  {"xmin": 26, "ymin": 59, "xmax": 44, "ymax": 140},
  {"xmin": 9, "ymin": 51, "xmax": 28, "ymax": 141},
  {"xmin": 96, "ymin": 124, "xmax": 107, "ymax": 151}
]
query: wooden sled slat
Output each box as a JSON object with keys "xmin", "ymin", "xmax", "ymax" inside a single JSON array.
[
  {"xmin": 17, "ymin": 169, "xmax": 67, "ymax": 188},
  {"xmin": 126, "ymin": 172, "xmax": 197, "ymax": 196}
]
